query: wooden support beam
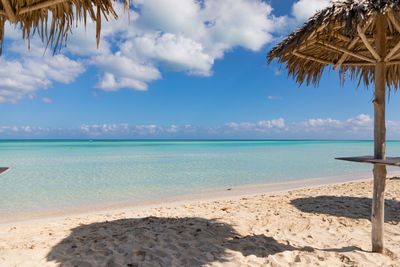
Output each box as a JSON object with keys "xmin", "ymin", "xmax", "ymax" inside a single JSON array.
[
  {"xmin": 387, "ymin": 15, "xmax": 394, "ymax": 34},
  {"xmin": 292, "ymin": 51, "xmax": 334, "ymax": 65},
  {"xmin": 372, "ymin": 165, "xmax": 386, "ymax": 252},
  {"xmin": 387, "ymin": 10, "xmax": 400, "ymax": 33},
  {"xmin": 372, "ymin": 14, "xmax": 386, "ymax": 254},
  {"xmin": 318, "ymin": 42, "xmax": 375, "ymax": 63},
  {"xmin": 357, "ymin": 24, "xmax": 380, "ymax": 61},
  {"xmin": 385, "ymin": 11, "xmax": 400, "ymax": 61},
  {"xmin": 282, "ymin": 39, "xmax": 317, "ymax": 57},
  {"xmin": 389, "ymin": 50, "xmax": 400, "ymax": 60},
  {"xmin": 1, "ymin": 0, "xmax": 16, "ymax": 23},
  {"xmin": 365, "ymin": 35, "xmax": 394, "ymax": 41},
  {"xmin": 342, "ymin": 60, "xmax": 400, "ymax": 66},
  {"xmin": 335, "ymin": 33, "xmax": 351, "ymax": 42},
  {"xmin": 297, "ymin": 39, "xmax": 317, "ymax": 51},
  {"xmin": 333, "ymin": 37, "xmax": 361, "ymax": 70},
  {"xmin": 374, "ymin": 17, "xmax": 387, "ymax": 162},
  {"xmin": 326, "ymin": 32, "xmax": 392, "ymax": 44},
  {"xmin": 284, "ymin": 24, "xmax": 326, "ymax": 56},
  {"xmin": 305, "ymin": 24, "xmax": 327, "ymax": 42},
  {"xmin": 334, "ymin": 33, "xmax": 392, "ymax": 43},
  {"xmin": 385, "ymin": 41, "xmax": 400, "ymax": 61},
  {"xmin": 287, "ymin": 24, "xmax": 329, "ymax": 56},
  {"xmin": 334, "ymin": 18, "xmax": 373, "ymax": 70},
  {"xmin": 387, "ymin": 60, "xmax": 400, "ymax": 65},
  {"xmin": 19, "ymin": 0, "xmax": 68, "ymax": 15},
  {"xmin": 343, "ymin": 62, "xmax": 375, "ymax": 66}
]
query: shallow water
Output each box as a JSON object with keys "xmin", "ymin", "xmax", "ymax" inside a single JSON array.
[{"xmin": 1, "ymin": 140, "xmax": 400, "ymax": 222}]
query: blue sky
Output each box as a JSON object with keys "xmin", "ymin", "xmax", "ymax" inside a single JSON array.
[{"xmin": 1, "ymin": 0, "xmax": 400, "ymax": 139}]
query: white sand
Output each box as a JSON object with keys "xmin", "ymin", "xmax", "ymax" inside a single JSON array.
[{"xmin": 0, "ymin": 177, "xmax": 400, "ymax": 266}]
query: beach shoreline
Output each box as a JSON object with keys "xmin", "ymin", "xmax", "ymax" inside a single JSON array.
[
  {"xmin": 0, "ymin": 173, "xmax": 399, "ymax": 266},
  {"xmin": 2, "ymin": 170, "xmax": 400, "ymax": 227}
]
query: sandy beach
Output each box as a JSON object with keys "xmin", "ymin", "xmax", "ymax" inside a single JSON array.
[{"xmin": 0, "ymin": 176, "xmax": 399, "ymax": 266}]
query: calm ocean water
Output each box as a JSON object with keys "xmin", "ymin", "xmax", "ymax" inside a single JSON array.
[{"xmin": 1, "ymin": 140, "xmax": 400, "ymax": 222}]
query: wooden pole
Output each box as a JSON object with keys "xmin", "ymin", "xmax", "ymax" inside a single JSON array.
[{"xmin": 372, "ymin": 14, "xmax": 387, "ymax": 253}]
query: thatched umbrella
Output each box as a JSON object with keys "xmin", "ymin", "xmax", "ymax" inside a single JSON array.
[
  {"xmin": 267, "ymin": 0, "xmax": 400, "ymax": 253},
  {"xmin": 0, "ymin": 0, "xmax": 128, "ymax": 176},
  {"xmin": 0, "ymin": 0, "xmax": 129, "ymax": 54}
]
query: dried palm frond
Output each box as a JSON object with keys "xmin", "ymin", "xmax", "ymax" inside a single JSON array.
[
  {"xmin": 0, "ymin": 0, "xmax": 130, "ymax": 54},
  {"xmin": 267, "ymin": 0, "xmax": 400, "ymax": 89}
]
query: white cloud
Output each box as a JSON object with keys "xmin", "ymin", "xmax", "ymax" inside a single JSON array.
[
  {"xmin": 80, "ymin": 123, "xmax": 130, "ymax": 136},
  {"xmin": 134, "ymin": 124, "xmax": 164, "ymax": 135},
  {"xmin": 0, "ymin": 125, "xmax": 50, "ymax": 135},
  {"xmin": 0, "ymin": 126, "xmax": 12, "ymax": 133},
  {"xmin": 201, "ymin": 0, "xmax": 281, "ymax": 53},
  {"xmin": 0, "ymin": 0, "xmax": 290, "ymax": 102},
  {"xmin": 292, "ymin": 0, "xmax": 331, "ymax": 22},
  {"xmin": 213, "ymin": 118, "xmax": 286, "ymax": 134},
  {"xmin": 0, "ymin": 43, "xmax": 85, "ymax": 103},
  {"xmin": 166, "ymin": 125, "xmax": 179, "ymax": 133},
  {"xmin": 116, "ymin": 0, "xmax": 285, "ymax": 81},
  {"xmin": 307, "ymin": 118, "xmax": 341, "ymax": 128},
  {"xmin": 95, "ymin": 72, "xmax": 150, "ymax": 92},
  {"xmin": 135, "ymin": 0, "xmax": 203, "ymax": 35},
  {"xmin": 261, "ymin": 118, "xmax": 286, "ymax": 128},
  {"xmin": 3, "ymin": 114, "xmax": 400, "ymax": 139},
  {"xmin": 0, "ymin": 0, "xmax": 343, "ymax": 103},
  {"xmin": 42, "ymin": 97, "xmax": 53, "ymax": 104},
  {"xmin": 346, "ymin": 114, "xmax": 372, "ymax": 127},
  {"xmin": 290, "ymin": 114, "xmax": 373, "ymax": 138},
  {"xmin": 91, "ymin": 52, "xmax": 161, "ymax": 91},
  {"xmin": 126, "ymin": 32, "xmax": 214, "ymax": 75},
  {"xmin": 267, "ymin": 95, "xmax": 282, "ymax": 100}
]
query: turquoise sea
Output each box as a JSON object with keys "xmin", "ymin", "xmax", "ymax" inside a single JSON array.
[{"xmin": 1, "ymin": 140, "xmax": 400, "ymax": 222}]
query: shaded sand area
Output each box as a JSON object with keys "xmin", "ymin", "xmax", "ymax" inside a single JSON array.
[{"xmin": 0, "ymin": 178, "xmax": 400, "ymax": 266}]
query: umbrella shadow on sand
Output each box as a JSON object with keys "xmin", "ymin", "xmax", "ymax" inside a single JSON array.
[
  {"xmin": 46, "ymin": 216, "xmax": 296, "ymax": 266},
  {"xmin": 291, "ymin": 196, "xmax": 400, "ymax": 223}
]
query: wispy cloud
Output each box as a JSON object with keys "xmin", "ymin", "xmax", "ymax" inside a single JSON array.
[
  {"xmin": 42, "ymin": 97, "xmax": 53, "ymax": 104},
  {"xmin": 1, "ymin": 114, "xmax": 398, "ymax": 140},
  {"xmin": 267, "ymin": 95, "xmax": 282, "ymax": 100}
]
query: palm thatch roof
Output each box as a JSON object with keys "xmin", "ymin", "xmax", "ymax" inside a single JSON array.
[
  {"xmin": 267, "ymin": 0, "xmax": 400, "ymax": 89},
  {"xmin": 0, "ymin": 0, "xmax": 129, "ymax": 54}
]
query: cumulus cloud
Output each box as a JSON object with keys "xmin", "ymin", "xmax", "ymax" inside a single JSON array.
[
  {"xmin": 91, "ymin": 51, "xmax": 161, "ymax": 91},
  {"xmin": 292, "ymin": 0, "xmax": 331, "ymax": 22},
  {"xmin": 0, "ymin": 41, "xmax": 85, "ymax": 103},
  {"xmin": 0, "ymin": 0, "xmax": 289, "ymax": 101},
  {"xmin": 126, "ymin": 32, "xmax": 214, "ymax": 75}
]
